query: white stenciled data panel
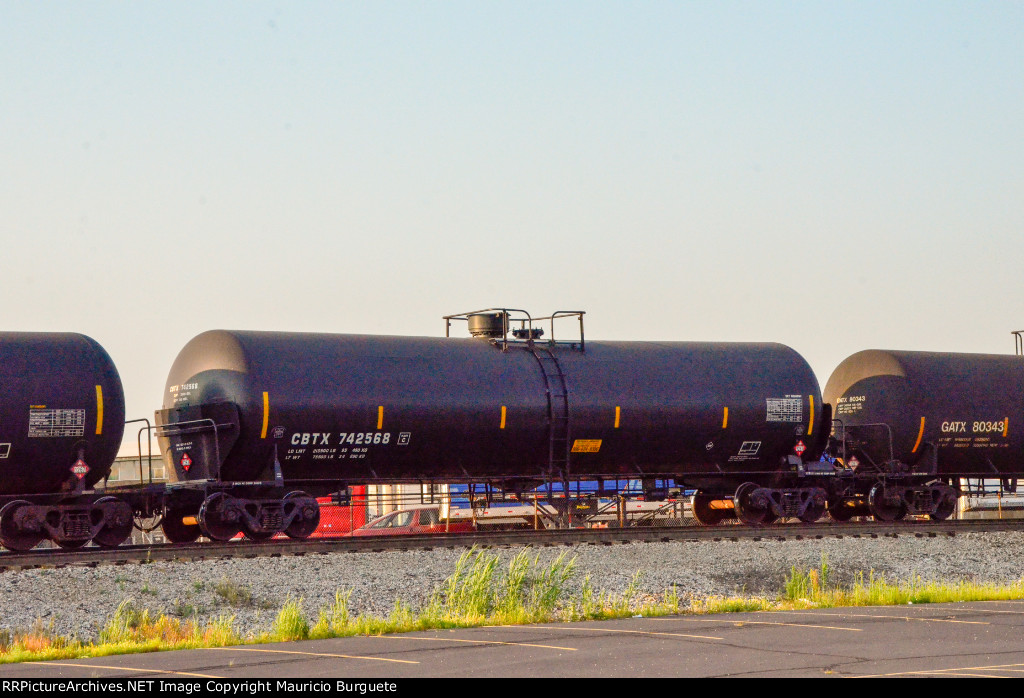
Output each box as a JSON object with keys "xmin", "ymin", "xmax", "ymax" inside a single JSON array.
[
  {"xmin": 28, "ymin": 408, "xmax": 85, "ymax": 438},
  {"xmin": 765, "ymin": 396, "xmax": 803, "ymax": 423}
]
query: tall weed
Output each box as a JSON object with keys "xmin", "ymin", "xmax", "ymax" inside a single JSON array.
[{"xmin": 273, "ymin": 598, "xmax": 309, "ymax": 641}]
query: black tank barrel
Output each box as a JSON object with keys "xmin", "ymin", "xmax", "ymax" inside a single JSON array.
[
  {"xmin": 0, "ymin": 333, "xmax": 125, "ymax": 494},
  {"xmin": 157, "ymin": 330, "xmax": 824, "ymax": 486},
  {"xmin": 824, "ymin": 350, "xmax": 1024, "ymax": 475}
]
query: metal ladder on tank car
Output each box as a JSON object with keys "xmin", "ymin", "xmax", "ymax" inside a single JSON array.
[{"xmin": 530, "ymin": 345, "xmax": 571, "ymax": 485}]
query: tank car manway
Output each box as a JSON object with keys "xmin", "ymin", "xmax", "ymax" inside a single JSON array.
[
  {"xmin": 1, "ymin": 519, "xmax": 1020, "ymax": 572},
  {"xmin": 443, "ymin": 307, "xmax": 586, "ymax": 349}
]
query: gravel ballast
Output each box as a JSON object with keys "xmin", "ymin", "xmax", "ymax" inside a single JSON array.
[{"xmin": 3, "ymin": 532, "xmax": 1023, "ymax": 641}]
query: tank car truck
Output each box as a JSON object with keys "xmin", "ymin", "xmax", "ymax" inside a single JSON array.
[
  {"xmin": 822, "ymin": 336, "xmax": 1024, "ymax": 522},
  {"xmin": 0, "ymin": 333, "xmax": 132, "ymax": 550},
  {"xmin": 154, "ymin": 308, "xmax": 838, "ymax": 541}
]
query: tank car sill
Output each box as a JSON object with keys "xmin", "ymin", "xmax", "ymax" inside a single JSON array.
[
  {"xmin": 164, "ymin": 480, "xmax": 294, "ymax": 493},
  {"xmin": 96, "ymin": 483, "xmax": 167, "ymax": 494},
  {"xmin": 0, "ymin": 490, "xmax": 108, "ymax": 503},
  {"xmin": 164, "ymin": 480, "xmax": 217, "ymax": 491}
]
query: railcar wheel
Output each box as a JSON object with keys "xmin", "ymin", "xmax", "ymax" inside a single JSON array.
[
  {"xmin": 868, "ymin": 483, "xmax": 906, "ymax": 522},
  {"xmin": 92, "ymin": 497, "xmax": 134, "ymax": 548},
  {"xmin": 198, "ymin": 493, "xmax": 242, "ymax": 541},
  {"xmin": 162, "ymin": 505, "xmax": 202, "ymax": 544},
  {"xmin": 734, "ymin": 482, "xmax": 773, "ymax": 526},
  {"xmin": 0, "ymin": 500, "xmax": 44, "ymax": 552},
  {"xmin": 283, "ymin": 491, "xmax": 320, "ymax": 539},
  {"xmin": 691, "ymin": 493, "xmax": 726, "ymax": 526}
]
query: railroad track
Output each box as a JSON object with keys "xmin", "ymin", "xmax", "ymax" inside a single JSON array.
[{"xmin": 1, "ymin": 518, "xmax": 1022, "ymax": 571}]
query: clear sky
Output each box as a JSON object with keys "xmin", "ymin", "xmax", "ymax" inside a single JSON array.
[{"xmin": 2, "ymin": 1, "xmax": 1022, "ymax": 452}]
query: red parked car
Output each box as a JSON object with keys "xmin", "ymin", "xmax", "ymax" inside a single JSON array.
[{"xmin": 349, "ymin": 504, "xmax": 475, "ymax": 536}]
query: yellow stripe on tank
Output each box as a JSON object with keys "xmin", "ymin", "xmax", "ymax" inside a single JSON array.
[
  {"xmin": 500, "ymin": 406, "xmax": 507, "ymax": 429},
  {"xmin": 95, "ymin": 385, "xmax": 104, "ymax": 435},
  {"xmin": 807, "ymin": 396, "xmax": 814, "ymax": 436},
  {"xmin": 614, "ymin": 406, "xmax": 621, "ymax": 429},
  {"xmin": 722, "ymin": 407, "xmax": 728, "ymax": 429},
  {"xmin": 261, "ymin": 392, "xmax": 270, "ymax": 438},
  {"xmin": 377, "ymin": 406, "xmax": 384, "ymax": 430},
  {"xmin": 911, "ymin": 417, "xmax": 926, "ymax": 453}
]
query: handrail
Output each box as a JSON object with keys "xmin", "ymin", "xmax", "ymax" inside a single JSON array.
[
  {"xmin": 151, "ymin": 418, "xmax": 223, "ymax": 480},
  {"xmin": 125, "ymin": 418, "xmax": 154, "ymax": 485},
  {"xmin": 444, "ymin": 307, "xmax": 585, "ymax": 351},
  {"xmin": 830, "ymin": 419, "xmax": 895, "ymax": 469}
]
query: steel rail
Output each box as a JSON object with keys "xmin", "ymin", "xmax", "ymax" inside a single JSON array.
[{"xmin": 1, "ymin": 518, "xmax": 1022, "ymax": 571}]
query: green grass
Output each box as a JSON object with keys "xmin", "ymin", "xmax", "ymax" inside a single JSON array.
[
  {"xmin": 782, "ymin": 555, "xmax": 1024, "ymax": 607},
  {"xmin": 2, "ymin": 548, "xmax": 1023, "ymax": 664},
  {"xmin": 273, "ymin": 597, "xmax": 310, "ymax": 641}
]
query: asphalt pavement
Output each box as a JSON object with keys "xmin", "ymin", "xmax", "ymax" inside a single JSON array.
[{"xmin": 3, "ymin": 601, "xmax": 1023, "ymax": 678}]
